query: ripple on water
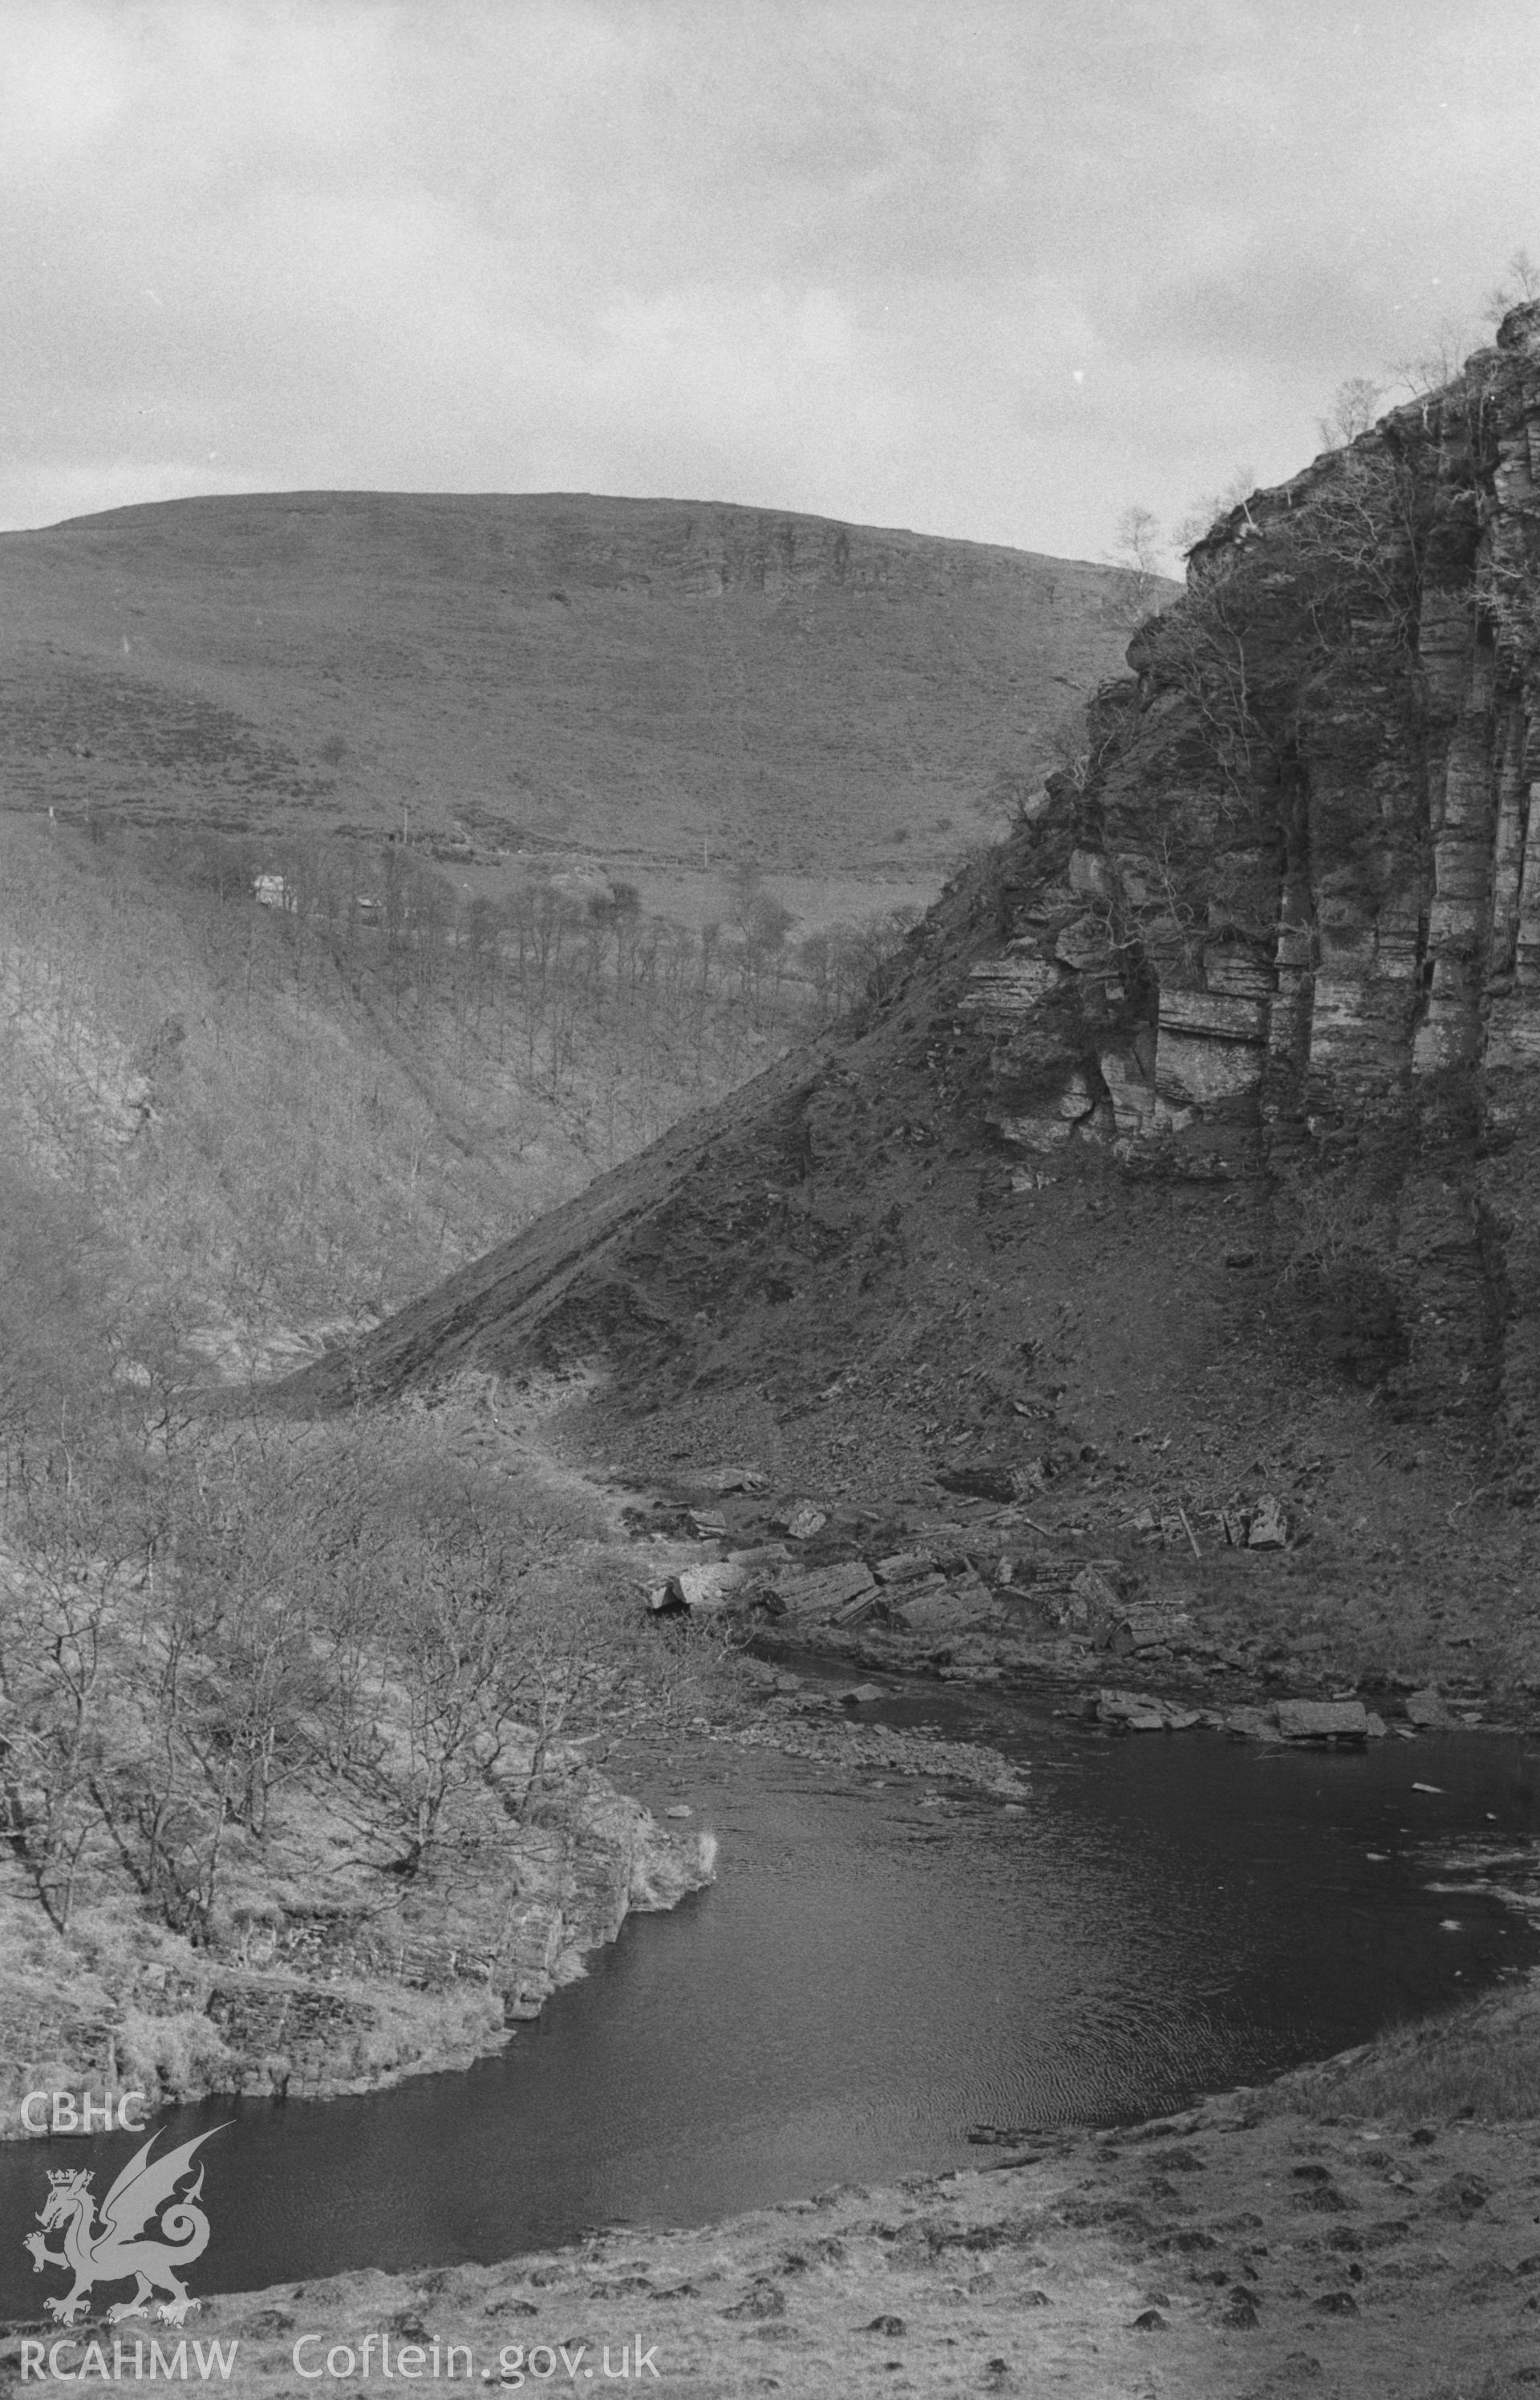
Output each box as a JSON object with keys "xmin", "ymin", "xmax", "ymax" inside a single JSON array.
[{"xmin": 0, "ymin": 1701, "xmax": 1535, "ymax": 2305}]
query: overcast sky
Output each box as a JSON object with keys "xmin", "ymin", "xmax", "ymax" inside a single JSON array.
[{"xmin": 3, "ymin": 0, "xmax": 1537, "ymax": 565}]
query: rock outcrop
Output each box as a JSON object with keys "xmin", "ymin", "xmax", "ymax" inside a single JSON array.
[
  {"xmin": 957, "ymin": 303, "xmax": 1540, "ymax": 1471},
  {"xmin": 282, "ymin": 311, "xmax": 1540, "ymax": 1581}
]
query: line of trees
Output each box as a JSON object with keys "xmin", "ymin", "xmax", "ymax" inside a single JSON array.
[{"xmin": 168, "ymin": 829, "xmax": 906, "ymax": 1068}]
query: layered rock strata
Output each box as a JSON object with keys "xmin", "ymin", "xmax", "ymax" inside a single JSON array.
[{"xmin": 960, "ymin": 304, "xmax": 1540, "ymax": 1461}]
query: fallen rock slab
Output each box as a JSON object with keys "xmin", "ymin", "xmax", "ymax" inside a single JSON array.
[
  {"xmin": 893, "ymin": 1574, "xmax": 1005, "ymax": 1636},
  {"xmin": 727, "ymin": 1540, "xmax": 790, "ymax": 1569},
  {"xmin": 774, "ymin": 1559, "xmax": 876, "ymax": 1622},
  {"xmin": 829, "ymin": 1583, "xmax": 884, "ymax": 1627},
  {"xmin": 675, "ymin": 1560, "xmax": 748, "ymax": 1613},
  {"xmin": 872, "ymin": 1548, "xmax": 937, "ymax": 1584},
  {"xmin": 1275, "ymin": 1698, "xmax": 1369, "ymax": 1741}
]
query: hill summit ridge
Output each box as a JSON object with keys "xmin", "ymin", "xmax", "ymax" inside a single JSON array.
[{"xmin": 0, "ymin": 490, "xmax": 1153, "ymax": 873}]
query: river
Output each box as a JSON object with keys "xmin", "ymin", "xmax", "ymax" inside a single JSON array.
[{"xmin": 2, "ymin": 1677, "xmax": 1537, "ymax": 2309}]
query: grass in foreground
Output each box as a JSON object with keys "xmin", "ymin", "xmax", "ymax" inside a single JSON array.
[{"xmin": 1270, "ymin": 1980, "xmax": 1540, "ymax": 2126}]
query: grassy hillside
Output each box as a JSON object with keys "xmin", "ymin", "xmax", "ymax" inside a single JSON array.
[{"xmin": 0, "ymin": 492, "xmax": 1161, "ymax": 887}]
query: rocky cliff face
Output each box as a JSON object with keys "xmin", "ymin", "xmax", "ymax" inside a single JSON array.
[{"xmin": 961, "ymin": 303, "xmax": 1540, "ymax": 1477}]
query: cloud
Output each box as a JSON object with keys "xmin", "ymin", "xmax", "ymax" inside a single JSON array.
[{"xmin": 1, "ymin": 0, "xmax": 1538, "ymax": 557}]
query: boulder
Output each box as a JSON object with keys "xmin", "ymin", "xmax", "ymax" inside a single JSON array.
[
  {"xmin": 675, "ymin": 1560, "xmax": 748, "ymax": 1613},
  {"xmin": 1405, "ymin": 1685, "xmax": 1453, "ymax": 1726},
  {"xmin": 1106, "ymin": 1609, "xmax": 1185, "ymax": 1655},
  {"xmin": 1222, "ymin": 1705, "xmax": 1285, "ymax": 1741},
  {"xmin": 1275, "ymin": 1698, "xmax": 1369, "ymax": 1741},
  {"xmin": 1071, "ymin": 1565, "xmax": 1122, "ymax": 1616},
  {"xmin": 1064, "ymin": 1564, "xmax": 1123, "ymax": 1637},
  {"xmin": 692, "ymin": 1464, "xmax": 768, "ymax": 1494},
  {"xmin": 788, "ymin": 1503, "xmax": 828, "ymax": 1539},
  {"xmin": 1096, "ymin": 1687, "xmax": 1170, "ymax": 1730},
  {"xmin": 1247, "ymin": 1494, "xmax": 1289, "ymax": 1548}
]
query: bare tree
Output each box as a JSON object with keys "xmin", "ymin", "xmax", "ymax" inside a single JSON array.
[
  {"xmin": 1317, "ymin": 375, "xmax": 1383, "ymax": 450},
  {"xmin": 1485, "ymin": 246, "xmax": 1540, "ymax": 322},
  {"xmin": 1107, "ymin": 504, "xmax": 1168, "ymax": 614},
  {"xmin": 1175, "ymin": 465, "xmax": 1258, "ymax": 555},
  {"xmin": 1388, "ymin": 313, "xmax": 1478, "ymax": 400}
]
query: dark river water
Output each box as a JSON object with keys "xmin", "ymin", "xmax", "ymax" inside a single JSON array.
[{"xmin": 3, "ymin": 1677, "xmax": 1538, "ymax": 2309}]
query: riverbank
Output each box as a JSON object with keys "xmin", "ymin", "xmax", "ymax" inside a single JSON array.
[
  {"xmin": 0, "ymin": 1386, "xmax": 733, "ymax": 2139},
  {"xmin": 7, "ymin": 1973, "xmax": 1531, "ymax": 2397},
  {"xmin": 7, "ymin": 1375, "xmax": 1535, "ymax": 2392},
  {"xmin": 0, "ymin": 1768, "xmax": 715, "ymax": 2139}
]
